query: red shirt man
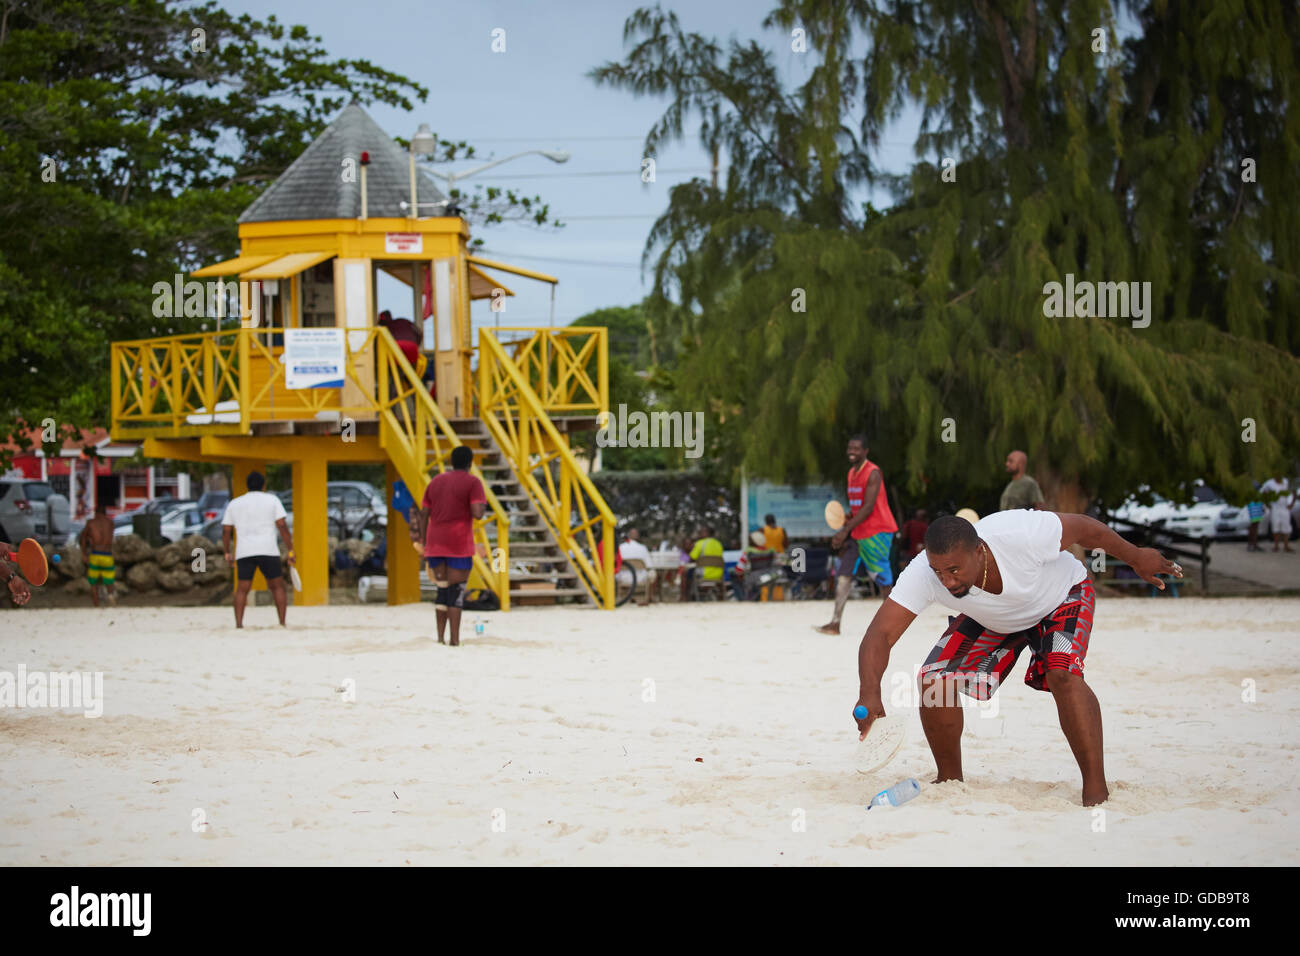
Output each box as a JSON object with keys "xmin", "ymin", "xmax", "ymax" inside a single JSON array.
[
  {"xmin": 816, "ymin": 434, "xmax": 898, "ymax": 635},
  {"xmin": 416, "ymin": 445, "xmax": 486, "ymax": 646}
]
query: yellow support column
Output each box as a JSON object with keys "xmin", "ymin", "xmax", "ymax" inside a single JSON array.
[
  {"xmin": 231, "ymin": 460, "xmax": 268, "ymax": 593},
  {"xmin": 291, "ymin": 456, "xmax": 330, "ymax": 605},
  {"xmin": 386, "ymin": 462, "xmax": 421, "ymax": 605}
]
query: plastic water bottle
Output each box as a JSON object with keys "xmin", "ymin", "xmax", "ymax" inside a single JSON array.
[
  {"xmin": 867, "ymin": 778, "xmax": 921, "ymax": 810},
  {"xmin": 474, "ymin": 616, "xmax": 485, "ymax": 636}
]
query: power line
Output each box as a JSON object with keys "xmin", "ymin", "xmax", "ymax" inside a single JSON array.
[
  {"xmin": 560, "ymin": 215, "xmax": 659, "ymax": 221},
  {"xmin": 443, "ymin": 166, "xmax": 717, "ymax": 181},
  {"xmin": 477, "ymin": 249, "xmax": 644, "ymax": 269},
  {"xmin": 453, "ymin": 135, "xmax": 649, "ymax": 143}
]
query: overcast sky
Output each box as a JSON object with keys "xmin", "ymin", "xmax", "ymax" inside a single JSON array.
[{"xmin": 221, "ymin": 0, "xmax": 921, "ymax": 338}]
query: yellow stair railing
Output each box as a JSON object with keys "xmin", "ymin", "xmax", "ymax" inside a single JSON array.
[
  {"xmin": 110, "ymin": 326, "xmax": 510, "ymax": 609},
  {"xmin": 372, "ymin": 327, "xmax": 510, "ymax": 611},
  {"xmin": 478, "ymin": 329, "xmax": 615, "ymax": 608},
  {"xmin": 496, "ymin": 326, "xmax": 608, "ymax": 415}
]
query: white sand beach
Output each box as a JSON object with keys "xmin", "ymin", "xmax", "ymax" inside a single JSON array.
[{"xmin": 2, "ymin": 597, "xmax": 1297, "ymax": 865}]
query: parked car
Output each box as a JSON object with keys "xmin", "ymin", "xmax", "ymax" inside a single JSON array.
[
  {"xmin": 196, "ymin": 489, "xmax": 229, "ymax": 522},
  {"xmin": 328, "ymin": 481, "xmax": 387, "ymax": 536},
  {"xmin": 115, "ymin": 501, "xmax": 206, "ymax": 542},
  {"xmin": 1108, "ymin": 482, "xmax": 1226, "ymax": 539},
  {"xmin": 113, "ymin": 495, "xmax": 182, "ymax": 530},
  {"xmin": 0, "ymin": 478, "xmax": 71, "ymax": 544},
  {"xmin": 0, "ymin": 479, "xmax": 37, "ymax": 543}
]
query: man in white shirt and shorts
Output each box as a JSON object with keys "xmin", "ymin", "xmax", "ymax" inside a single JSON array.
[
  {"xmin": 221, "ymin": 472, "xmax": 296, "ymax": 628},
  {"xmin": 852, "ymin": 510, "xmax": 1181, "ymax": 806}
]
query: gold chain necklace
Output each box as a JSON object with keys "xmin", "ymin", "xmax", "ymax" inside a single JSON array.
[{"xmin": 979, "ymin": 542, "xmax": 989, "ymax": 591}]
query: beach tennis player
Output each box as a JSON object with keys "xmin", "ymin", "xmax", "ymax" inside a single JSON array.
[
  {"xmin": 852, "ymin": 510, "xmax": 1182, "ymax": 806},
  {"xmin": 0, "ymin": 540, "xmax": 32, "ymax": 606},
  {"xmin": 79, "ymin": 503, "xmax": 117, "ymax": 608},
  {"xmin": 414, "ymin": 445, "xmax": 486, "ymax": 646},
  {"xmin": 815, "ymin": 434, "xmax": 898, "ymax": 634},
  {"xmin": 222, "ymin": 471, "xmax": 295, "ymax": 628}
]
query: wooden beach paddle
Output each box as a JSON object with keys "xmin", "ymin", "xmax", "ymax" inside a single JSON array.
[
  {"xmin": 3, "ymin": 538, "xmax": 49, "ymax": 586},
  {"xmin": 824, "ymin": 500, "xmax": 847, "ymax": 531}
]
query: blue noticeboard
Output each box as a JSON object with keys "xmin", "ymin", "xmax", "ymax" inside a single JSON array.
[{"xmin": 742, "ymin": 478, "xmax": 840, "ymax": 540}]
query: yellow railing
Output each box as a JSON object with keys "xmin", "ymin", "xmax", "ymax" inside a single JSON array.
[
  {"xmin": 110, "ymin": 326, "xmax": 510, "ymax": 609},
  {"xmin": 495, "ymin": 327, "xmax": 608, "ymax": 415},
  {"xmin": 478, "ymin": 329, "xmax": 615, "ymax": 608},
  {"xmin": 112, "ymin": 330, "xmax": 249, "ymax": 436},
  {"xmin": 372, "ymin": 327, "xmax": 510, "ymax": 610}
]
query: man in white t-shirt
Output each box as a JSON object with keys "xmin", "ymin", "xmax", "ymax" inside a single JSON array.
[
  {"xmin": 617, "ymin": 527, "xmax": 655, "ymax": 604},
  {"xmin": 221, "ymin": 472, "xmax": 296, "ymax": 628},
  {"xmin": 852, "ymin": 510, "xmax": 1181, "ymax": 806},
  {"xmin": 618, "ymin": 527, "xmax": 653, "ymax": 566}
]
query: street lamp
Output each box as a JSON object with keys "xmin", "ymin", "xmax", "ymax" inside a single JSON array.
[
  {"xmin": 399, "ymin": 148, "xmax": 571, "ymax": 216},
  {"xmin": 408, "ymin": 123, "xmax": 437, "ymax": 219}
]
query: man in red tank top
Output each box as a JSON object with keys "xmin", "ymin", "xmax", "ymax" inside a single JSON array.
[{"xmin": 815, "ymin": 434, "xmax": 898, "ymax": 635}]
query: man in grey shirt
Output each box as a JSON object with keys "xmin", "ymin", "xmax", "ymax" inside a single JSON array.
[{"xmin": 1000, "ymin": 450, "xmax": 1045, "ymax": 511}]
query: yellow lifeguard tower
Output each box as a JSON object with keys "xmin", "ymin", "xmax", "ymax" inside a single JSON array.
[{"xmin": 110, "ymin": 103, "xmax": 615, "ymax": 608}]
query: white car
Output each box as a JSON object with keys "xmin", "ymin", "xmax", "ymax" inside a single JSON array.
[
  {"xmin": 1109, "ymin": 484, "xmax": 1226, "ymax": 540},
  {"xmin": 114, "ymin": 502, "xmax": 207, "ymax": 543}
]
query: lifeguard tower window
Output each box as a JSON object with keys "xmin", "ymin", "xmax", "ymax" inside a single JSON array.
[
  {"xmin": 374, "ymin": 260, "xmax": 428, "ymax": 340},
  {"xmin": 301, "ymin": 260, "xmax": 336, "ymax": 328}
]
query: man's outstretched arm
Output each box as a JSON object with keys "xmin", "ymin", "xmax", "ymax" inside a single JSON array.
[
  {"xmin": 855, "ymin": 598, "xmax": 918, "ymax": 738},
  {"xmin": 1057, "ymin": 513, "xmax": 1182, "ymax": 589}
]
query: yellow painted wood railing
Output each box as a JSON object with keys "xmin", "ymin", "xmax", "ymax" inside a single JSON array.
[
  {"xmin": 110, "ymin": 326, "xmax": 510, "ymax": 609},
  {"xmin": 495, "ymin": 327, "xmax": 608, "ymax": 415},
  {"xmin": 478, "ymin": 329, "xmax": 615, "ymax": 608}
]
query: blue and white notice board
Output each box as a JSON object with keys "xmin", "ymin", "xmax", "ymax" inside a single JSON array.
[
  {"xmin": 740, "ymin": 477, "xmax": 840, "ymax": 541},
  {"xmin": 284, "ymin": 328, "xmax": 346, "ymax": 389}
]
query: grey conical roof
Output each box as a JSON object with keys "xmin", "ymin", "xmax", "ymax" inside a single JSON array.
[{"xmin": 238, "ymin": 102, "xmax": 447, "ymax": 223}]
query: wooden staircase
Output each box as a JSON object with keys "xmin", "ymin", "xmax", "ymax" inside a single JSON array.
[{"xmin": 445, "ymin": 418, "xmax": 594, "ymax": 606}]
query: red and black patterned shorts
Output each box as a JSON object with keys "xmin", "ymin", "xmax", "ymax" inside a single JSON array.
[{"xmin": 919, "ymin": 579, "xmax": 1095, "ymax": 700}]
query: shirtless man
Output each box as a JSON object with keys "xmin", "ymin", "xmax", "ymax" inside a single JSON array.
[{"xmin": 80, "ymin": 503, "xmax": 117, "ymax": 608}]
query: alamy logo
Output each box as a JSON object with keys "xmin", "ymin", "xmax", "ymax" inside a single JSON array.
[
  {"xmin": 596, "ymin": 404, "xmax": 704, "ymax": 459},
  {"xmin": 0, "ymin": 666, "xmax": 103, "ymax": 717},
  {"xmin": 49, "ymin": 886, "xmax": 151, "ymax": 936},
  {"xmin": 1041, "ymin": 273, "xmax": 1152, "ymax": 328},
  {"xmin": 152, "ymin": 274, "xmax": 256, "ymax": 322}
]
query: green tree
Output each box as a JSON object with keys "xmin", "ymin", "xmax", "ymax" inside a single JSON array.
[
  {"xmin": 0, "ymin": 0, "xmax": 556, "ymax": 463},
  {"xmin": 591, "ymin": 1, "xmax": 1300, "ymax": 512}
]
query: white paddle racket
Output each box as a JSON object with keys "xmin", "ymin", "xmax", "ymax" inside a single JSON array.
[
  {"xmin": 854, "ymin": 711, "xmax": 906, "ymax": 775},
  {"xmin": 289, "ymin": 564, "xmax": 302, "ymax": 592}
]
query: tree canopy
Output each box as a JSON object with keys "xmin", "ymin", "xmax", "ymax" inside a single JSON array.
[
  {"xmin": 0, "ymin": 0, "xmax": 555, "ymax": 461},
  {"xmin": 591, "ymin": 0, "xmax": 1300, "ymax": 511}
]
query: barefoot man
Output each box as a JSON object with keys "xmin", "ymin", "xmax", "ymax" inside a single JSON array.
[
  {"xmin": 852, "ymin": 511, "xmax": 1182, "ymax": 806},
  {"xmin": 79, "ymin": 503, "xmax": 117, "ymax": 608},
  {"xmin": 222, "ymin": 472, "xmax": 295, "ymax": 628},
  {"xmin": 413, "ymin": 445, "xmax": 485, "ymax": 646},
  {"xmin": 816, "ymin": 434, "xmax": 897, "ymax": 634}
]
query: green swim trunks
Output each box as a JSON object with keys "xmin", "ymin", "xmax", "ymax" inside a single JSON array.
[{"xmin": 86, "ymin": 550, "xmax": 116, "ymax": 586}]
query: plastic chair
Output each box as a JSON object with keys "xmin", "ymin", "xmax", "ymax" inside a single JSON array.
[{"xmin": 693, "ymin": 554, "xmax": 726, "ymax": 601}]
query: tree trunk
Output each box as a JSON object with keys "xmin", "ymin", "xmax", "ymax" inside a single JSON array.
[{"xmin": 1034, "ymin": 463, "xmax": 1092, "ymax": 515}]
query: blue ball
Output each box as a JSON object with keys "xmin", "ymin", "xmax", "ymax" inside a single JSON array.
[
  {"xmin": 51, "ymin": 553, "xmax": 61, "ymax": 563},
  {"xmin": 853, "ymin": 705, "xmax": 868, "ymax": 720}
]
